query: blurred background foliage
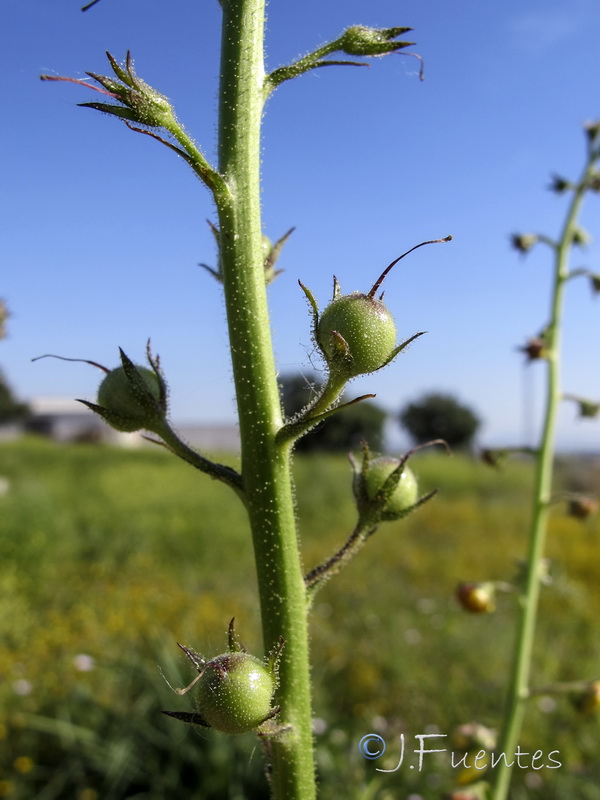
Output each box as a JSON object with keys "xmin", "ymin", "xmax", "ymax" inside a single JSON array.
[{"xmin": 0, "ymin": 438, "xmax": 599, "ymax": 799}]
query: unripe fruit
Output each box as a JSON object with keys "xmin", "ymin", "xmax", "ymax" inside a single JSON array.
[
  {"xmin": 195, "ymin": 653, "xmax": 275, "ymax": 734},
  {"xmin": 97, "ymin": 365, "xmax": 161, "ymax": 432},
  {"xmin": 365, "ymin": 456, "xmax": 419, "ymax": 515},
  {"xmin": 317, "ymin": 293, "xmax": 397, "ymax": 377}
]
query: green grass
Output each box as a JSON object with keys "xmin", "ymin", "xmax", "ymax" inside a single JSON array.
[{"xmin": 0, "ymin": 438, "xmax": 598, "ymax": 799}]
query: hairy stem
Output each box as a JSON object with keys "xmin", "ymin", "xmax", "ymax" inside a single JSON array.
[
  {"xmin": 490, "ymin": 151, "xmax": 598, "ymax": 800},
  {"xmin": 152, "ymin": 419, "xmax": 244, "ymax": 496},
  {"xmin": 215, "ymin": 1, "xmax": 315, "ymax": 797},
  {"xmin": 305, "ymin": 522, "xmax": 376, "ymax": 599}
]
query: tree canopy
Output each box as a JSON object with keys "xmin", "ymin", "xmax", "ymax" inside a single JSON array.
[{"xmin": 399, "ymin": 392, "xmax": 480, "ymax": 451}]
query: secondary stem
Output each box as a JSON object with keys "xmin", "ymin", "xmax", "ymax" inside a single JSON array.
[
  {"xmin": 490, "ymin": 156, "xmax": 595, "ymax": 800},
  {"xmin": 215, "ymin": 1, "xmax": 315, "ymax": 797}
]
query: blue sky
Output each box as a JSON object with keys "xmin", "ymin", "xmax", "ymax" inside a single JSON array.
[{"xmin": 3, "ymin": 0, "xmax": 600, "ymax": 450}]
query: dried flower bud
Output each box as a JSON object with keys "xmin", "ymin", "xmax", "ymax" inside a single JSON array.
[
  {"xmin": 564, "ymin": 394, "xmax": 600, "ymax": 419},
  {"xmin": 572, "ymin": 680, "xmax": 600, "ymax": 714},
  {"xmin": 511, "ymin": 233, "xmax": 538, "ymax": 253},
  {"xmin": 571, "ymin": 225, "xmax": 591, "ymax": 247},
  {"xmin": 585, "ymin": 171, "xmax": 600, "ymax": 192},
  {"xmin": 456, "ymin": 582, "xmax": 496, "ymax": 614},
  {"xmin": 451, "ymin": 722, "xmax": 497, "ymax": 752},
  {"xmin": 481, "ymin": 448, "xmax": 507, "ymax": 469},
  {"xmin": 549, "ymin": 174, "xmax": 573, "ymax": 193},
  {"xmin": 519, "ymin": 337, "xmax": 549, "ymax": 361},
  {"xmin": 513, "ymin": 557, "xmax": 552, "ymax": 588},
  {"xmin": 578, "ymin": 400, "xmax": 600, "ymax": 418},
  {"xmin": 568, "ymin": 497, "xmax": 598, "ymax": 519},
  {"xmin": 0, "ymin": 299, "xmax": 9, "ymax": 340},
  {"xmin": 584, "ymin": 120, "xmax": 600, "ymax": 144}
]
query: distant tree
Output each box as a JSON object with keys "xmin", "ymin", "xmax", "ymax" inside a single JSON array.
[
  {"xmin": 0, "ymin": 299, "xmax": 8, "ymax": 340},
  {"xmin": 280, "ymin": 373, "xmax": 386, "ymax": 452},
  {"xmin": 0, "ymin": 302, "xmax": 29, "ymax": 425},
  {"xmin": 0, "ymin": 371, "xmax": 29, "ymax": 425},
  {"xmin": 399, "ymin": 392, "xmax": 480, "ymax": 451}
]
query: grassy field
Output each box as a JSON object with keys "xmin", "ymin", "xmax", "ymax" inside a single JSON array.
[{"xmin": 0, "ymin": 437, "xmax": 599, "ymax": 799}]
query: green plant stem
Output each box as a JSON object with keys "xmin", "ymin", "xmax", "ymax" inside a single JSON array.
[
  {"xmin": 163, "ymin": 118, "xmax": 228, "ymax": 197},
  {"xmin": 491, "ymin": 155, "xmax": 596, "ymax": 800},
  {"xmin": 214, "ymin": 1, "xmax": 315, "ymax": 797}
]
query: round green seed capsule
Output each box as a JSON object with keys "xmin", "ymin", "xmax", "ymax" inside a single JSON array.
[
  {"xmin": 365, "ymin": 456, "xmax": 419, "ymax": 515},
  {"xmin": 97, "ymin": 365, "xmax": 161, "ymax": 432},
  {"xmin": 196, "ymin": 653, "xmax": 275, "ymax": 735},
  {"xmin": 317, "ymin": 293, "xmax": 397, "ymax": 377}
]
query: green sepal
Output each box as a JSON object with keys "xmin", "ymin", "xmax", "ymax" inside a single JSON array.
[
  {"xmin": 298, "ymin": 281, "xmax": 319, "ymax": 340},
  {"xmin": 332, "ymin": 276, "xmax": 341, "ymax": 299},
  {"xmin": 76, "ymin": 398, "xmax": 136, "ymax": 431},
  {"xmin": 79, "ymin": 102, "xmax": 141, "ymax": 123},
  {"xmin": 199, "ymin": 263, "xmax": 223, "ymax": 282},
  {"xmin": 118, "ymin": 347, "xmax": 165, "ymax": 415},
  {"xmin": 161, "ymin": 710, "xmax": 211, "ymax": 728},
  {"xmin": 352, "ymin": 444, "xmax": 398, "ymax": 521},
  {"xmin": 378, "ymin": 488, "xmax": 437, "ymax": 522},
  {"xmin": 263, "ymin": 226, "xmax": 295, "ymax": 284},
  {"xmin": 178, "ymin": 642, "xmax": 206, "ymax": 672},
  {"xmin": 349, "ymin": 443, "xmax": 371, "ymax": 509},
  {"xmin": 378, "ymin": 330, "xmax": 426, "ymax": 371},
  {"xmin": 207, "ymin": 218, "xmax": 220, "ymax": 245},
  {"xmin": 106, "ymin": 50, "xmax": 136, "ymax": 88},
  {"xmin": 352, "ymin": 445, "xmax": 432, "ymax": 523},
  {"xmin": 77, "ymin": 52, "xmax": 175, "ymax": 128},
  {"xmin": 80, "ymin": 345, "xmax": 168, "ymax": 434},
  {"xmin": 203, "ymin": 222, "xmax": 291, "ymax": 285},
  {"xmin": 227, "ymin": 618, "xmax": 248, "ymax": 654},
  {"xmin": 84, "ymin": 72, "xmax": 126, "ymax": 96},
  {"xmin": 267, "ymin": 637, "xmax": 285, "ymax": 682}
]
